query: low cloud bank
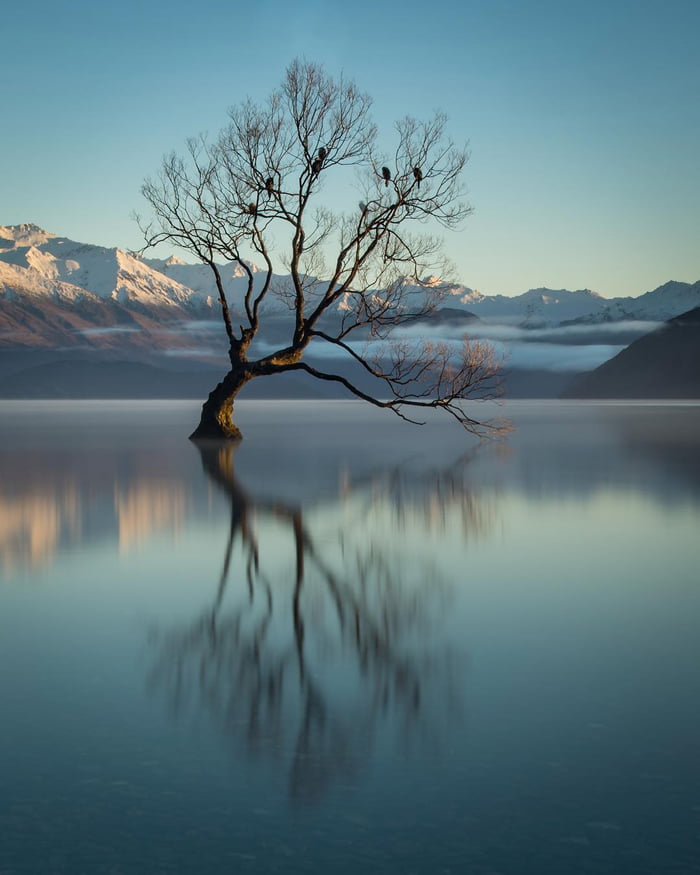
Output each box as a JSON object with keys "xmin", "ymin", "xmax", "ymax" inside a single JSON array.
[
  {"xmin": 161, "ymin": 347, "xmax": 220, "ymax": 358},
  {"xmin": 394, "ymin": 319, "xmax": 660, "ymax": 346},
  {"xmin": 79, "ymin": 326, "xmax": 142, "ymax": 336},
  {"xmin": 300, "ymin": 336, "xmax": 624, "ymax": 373},
  {"xmin": 72, "ymin": 315, "xmax": 639, "ymax": 375},
  {"xmin": 503, "ymin": 342, "xmax": 623, "ymax": 372}
]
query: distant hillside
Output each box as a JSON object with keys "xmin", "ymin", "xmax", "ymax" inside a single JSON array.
[
  {"xmin": 0, "ymin": 359, "xmax": 214, "ymax": 399},
  {"xmin": 401, "ymin": 307, "xmax": 480, "ymax": 327},
  {"xmin": 563, "ymin": 307, "xmax": 700, "ymax": 398},
  {"xmin": 0, "ymin": 356, "xmax": 334, "ymax": 400}
]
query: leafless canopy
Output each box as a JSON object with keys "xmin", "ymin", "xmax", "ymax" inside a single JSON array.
[{"xmin": 139, "ymin": 59, "xmax": 505, "ymax": 438}]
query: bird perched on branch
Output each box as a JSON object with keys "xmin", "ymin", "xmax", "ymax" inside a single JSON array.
[
  {"xmin": 382, "ymin": 166, "xmax": 391, "ymax": 187},
  {"xmin": 247, "ymin": 202, "xmax": 257, "ymax": 216},
  {"xmin": 265, "ymin": 176, "xmax": 275, "ymax": 198},
  {"xmin": 311, "ymin": 146, "xmax": 327, "ymax": 177},
  {"xmin": 413, "ymin": 166, "xmax": 423, "ymax": 187},
  {"xmin": 359, "ymin": 201, "xmax": 367, "ymax": 214}
]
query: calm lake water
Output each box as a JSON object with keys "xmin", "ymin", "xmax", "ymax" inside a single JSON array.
[{"xmin": 1, "ymin": 400, "xmax": 699, "ymax": 874}]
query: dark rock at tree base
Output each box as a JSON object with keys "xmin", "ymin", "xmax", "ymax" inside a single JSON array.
[{"xmin": 563, "ymin": 307, "xmax": 700, "ymax": 399}]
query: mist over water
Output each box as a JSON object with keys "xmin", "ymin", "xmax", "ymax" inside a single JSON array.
[{"xmin": 1, "ymin": 400, "xmax": 699, "ymax": 874}]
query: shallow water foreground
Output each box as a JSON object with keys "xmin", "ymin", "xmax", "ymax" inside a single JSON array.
[{"xmin": 1, "ymin": 400, "xmax": 699, "ymax": 875}]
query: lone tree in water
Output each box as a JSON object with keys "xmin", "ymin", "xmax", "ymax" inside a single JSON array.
[{"xmin": 140, "ymin": 60, "xmax": 503, "ymax": 440}]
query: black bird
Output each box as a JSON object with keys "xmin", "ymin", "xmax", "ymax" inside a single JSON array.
[
  {"xmin": 381, "ymin": 166, "xmax": 391, "ymax": 187},
  {"xmin": 413, "ymin": 166, "xmax": 423, "ymax": 187},
  {"xmin": 247, "ymin": 202, "xmax": 257, "ymax": 216},
  {"xmin": 318, "ymin": 146, "xmax": 327, "ymax": 162},
  {"xmin": 311, "ymin": 158, "xmax": 322, "ymax": 175},
  {"xmin": 265, "ymin": 176, "xmax": 275, "ymax": 197}
]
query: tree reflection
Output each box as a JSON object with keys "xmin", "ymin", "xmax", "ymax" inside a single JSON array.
[{"xmin": 149, "ymin": 444, "xmax": 489, "ymax": 803}]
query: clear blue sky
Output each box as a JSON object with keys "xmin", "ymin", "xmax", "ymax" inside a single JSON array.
[{"xmin": 2, "ymin": 0, "xmax": 698, "ymax": 297}]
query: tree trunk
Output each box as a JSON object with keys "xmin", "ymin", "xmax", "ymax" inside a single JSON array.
[{"xmin": 189, "ymin": 365, "xmax": 252, "ymax": 441}]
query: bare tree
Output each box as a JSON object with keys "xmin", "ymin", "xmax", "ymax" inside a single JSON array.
[{"xmin": 139, "ymin": 60, "xmax": 504, "ymax": 440}]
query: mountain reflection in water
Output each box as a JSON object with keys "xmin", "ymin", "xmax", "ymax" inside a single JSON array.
[{"xmin": 0, "ymin": 449, "xmax": 187, "ymax": 571}]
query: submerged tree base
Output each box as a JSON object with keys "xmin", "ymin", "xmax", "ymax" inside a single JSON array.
[
  {"xmin": 189, "ymin": 372, "xmax": 249, "ymax": 441},
  {"xmin": 189, "ymin": 422, "xmax": 243, "ymax": 442}
]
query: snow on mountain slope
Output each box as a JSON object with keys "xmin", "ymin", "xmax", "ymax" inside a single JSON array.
[
  {"xmin": 144, "ymin": 256, "xmax": 257, "ymax": 291},
  {"xmin": 0, "ymin": 225, "xmax": 210, "ymax": 309},
  {"xmin": 143, "ymin": 256, "xmax": 261, "ymax": 312},
  {"xmin": 336, "ymin": 278, "xmax": 609, "ymax": 327},
  {"xmin": 0, "ymin": 257, "xmax": 89, "ymax": 303},
  {"xmin": 0, "ymin": 223, "xmax": 54, "ymax": 249},
  {"xmin": 437, "ymin": 280, "xmax": 700, "ymax": 327},
  {"xmin": 560, "ymin": 281, "xmax": 700, "ymax": 324},
  {"xmin": 0, "ymin": 225, "xmax": 222, "ymax": 351},
  {"xmin": 442, "ymin": 285, "xmax": 610, "ymax": 326},
  {"xmin": 143, "ymin": 256, "xmax": 304, "ymax": 316},
  {"xmin": 621, "ymin": 280, "xmax": 700, "ymax": 320}
]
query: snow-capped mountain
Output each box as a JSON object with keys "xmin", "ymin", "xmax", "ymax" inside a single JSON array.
[
  {"xmin": 0, "ymin": 224, "xmax": 204, "ymax": 308},
  {"xmin": 440, "ymin": 285, "xmax": 611, "ymax": 326},
  {"xmin": 1, "ymin": 224, "xmax": 699, "ymax": 353},
  {"xmin": 143, "ymin": 255, "xmax": 262, "ymax": 306},
  {"xmin": 386, "ymin": 277, "xmax": 698, "ymax": 328},
  {"xmin": 588, "ymin": 281, "xmax": 700, "ymax": 323},
  {"xmin": 0, "ymin": 224, "xmax": 218, "ymax": 350}
]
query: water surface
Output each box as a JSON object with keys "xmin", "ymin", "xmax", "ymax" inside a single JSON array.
[{"xmin": 1, "ymin": 400, "xmax": 699, "ymax": 874}]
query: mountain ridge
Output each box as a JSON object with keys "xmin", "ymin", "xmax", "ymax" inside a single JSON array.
[
  {"xmin": 563, "ymin": 307, "xmax": 700, "ymax": 399},
  {"xmin": 1, "ymin": 223, "xmax": 699, "ymax": 353}
]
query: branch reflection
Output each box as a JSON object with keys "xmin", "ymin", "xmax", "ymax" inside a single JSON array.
[{"xmin": 150, "ymin": 444, "xmax": 491, "ymax": 803}]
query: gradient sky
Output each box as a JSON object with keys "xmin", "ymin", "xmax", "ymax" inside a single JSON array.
[{"xmin": 2, "ymin": 0, "xmax": 698, "ymax": 298}]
